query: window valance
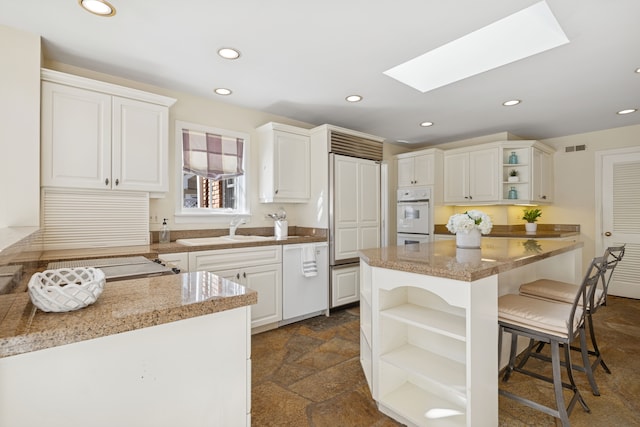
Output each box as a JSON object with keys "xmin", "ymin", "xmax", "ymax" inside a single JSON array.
[{"xmin": 182, "ymin": 129, "xmax": 244, "ymax": 180}]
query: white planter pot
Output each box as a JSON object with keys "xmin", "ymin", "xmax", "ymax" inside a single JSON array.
[
  {"xmin": 525, "ymin": 223, "xmax": 537, "ymax": 233},
  {"xmin": 456, "ymin": 228, "xmax": 482, "ymax": 249}
]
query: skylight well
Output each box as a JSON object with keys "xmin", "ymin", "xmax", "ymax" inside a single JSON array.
[{"xmin": 384, "ymin": 1, "xmax": 569, "ymax": 93}]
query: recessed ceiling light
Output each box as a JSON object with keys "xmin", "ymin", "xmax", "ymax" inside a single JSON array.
[
  {"xmin": 384, "ymin": 2, "xmax": 569, "ymax": 93},
  {"xmin": 396, "ymin": 139, "xmax": 410, "ymax": 144},
  {"xmin": 345, "ymin": 95, "xmax": 362, "ymax": 103},
  {"xmin": 218, "ymin": 48, "xmax": 241, "ymax": 60},
  {"xmin": 214, "ymin": 88, "xmax": 232, "ymax": 96},
  {"xmin": 503, "ymin": 99, "xmax": 521, "ymax": 106},
  {"xmin": 635, "ymin": 67, "xmax": 640, "ymax": 74},
  {"xmin": 420, "ymin": 121, "xmax": 434, "ymax": 127},
  {"xmin": 79, "ymin": 0, "xmax": 116, "ymax": 16},
  {"xmin": 617, "ymin": 108, "xmax": 637, "ymax": 115}
]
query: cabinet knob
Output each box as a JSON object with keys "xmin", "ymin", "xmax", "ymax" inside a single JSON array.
[
  {"xmin": 236, "ymin": 273, "xmax": 240, "ymax": 280},
  {"xmin": 243, "ymin": 272, "xmax": 246, "ymax": 279},
  {"xmin": 541, "ymin": 195, "xmax": 546, "ymax": 199},
  {"xmin": 275, "ymin": 189, "xmax": 279, "ymax": 194},
  {"xmin": 105, "ymin": 178, "xmax": 109, "ymax": 186},
  {"xmin": 115, "ymin": 179, "xmax": 120, "ymax": 186},
  {"xmin": 605, "ymin": 232, "xmax": 612, "ymax": 237}
]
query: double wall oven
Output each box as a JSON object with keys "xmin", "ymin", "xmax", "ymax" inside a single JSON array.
[{"xmin": 397, "ymin": 187, "xmax": 432, "ymax": 246}]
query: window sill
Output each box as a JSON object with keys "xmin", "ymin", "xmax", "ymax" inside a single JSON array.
[{"xmin": 174, "ymin": 212, "xmax": 251, "ymax": 225}]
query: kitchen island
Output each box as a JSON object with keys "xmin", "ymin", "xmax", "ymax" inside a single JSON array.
[
  {"xmin": 359, "ymin": 238, "xmax": 583, "ymax": 427},
  {"xmin": 0, "ymin": 272, "xmax": 257, "ymax": 427}
]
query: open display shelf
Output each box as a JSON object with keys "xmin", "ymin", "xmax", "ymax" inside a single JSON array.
[{"xmin": 380, "ymin": 382, "xmax": 466, "ymax": 427}]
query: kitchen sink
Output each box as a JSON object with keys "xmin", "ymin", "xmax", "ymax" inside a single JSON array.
[
  {"xmin": 220, "ymin": 235, "xmax": 270, "ymax": 242},
  {"xmin": 176, "ymin": 235, "xmax": 271, "ymax": 246}
]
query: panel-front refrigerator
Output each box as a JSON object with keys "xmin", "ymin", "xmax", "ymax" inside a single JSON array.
[{"xmin": 329, "ymin": 153, "xmax": 380, "ymax": 308}]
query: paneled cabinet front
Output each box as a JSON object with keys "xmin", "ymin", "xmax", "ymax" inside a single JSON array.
[
  {"xmin": 444, "ymin": 147, "xmax": 501, "ymax": 204},
  {"xmin": 397, "ymin": 152, "xmax": 433, "ymax": 187},
  {"xmin": 257, "ymin": 122, "xmax": 310, "ymax": 203},
  {"xmin": 189, "ymin": 246, "xmax": 283, "ymax": 328},
  {"xmin": 41, "ymin": 72, "xmax": 174, "ymax": 193}
]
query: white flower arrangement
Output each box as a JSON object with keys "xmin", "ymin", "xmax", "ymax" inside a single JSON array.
[{"xmin": 446, "ymin": 210, "xmax": 493, "ymax": 235}]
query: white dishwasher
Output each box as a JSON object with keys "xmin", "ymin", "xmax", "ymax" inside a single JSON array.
[{"xmin": 282, "ymin": 242, "xmax": 329, "ymax": 323}]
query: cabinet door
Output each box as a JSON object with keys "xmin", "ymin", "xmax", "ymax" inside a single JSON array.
[
  {"xmin": 532, "ymin": 148, "xmax": 554, "ymax": 202},
  {"xmin": 397, "ymin": 157, "xmax": 415, "ymax": 187},
  {"xmin": 334, "ymin": 155, "xmax": 359, "ymax": 260},
  {"xmin": 413, "ymin": 154, "xmax": 433, "ymax": 186},
  {"xmin": 331, "ymin": 265, "xmax": 360, "ymax": 307},
  {"xmin": 469, "ymin": 148, "xmax": 501, "ymax": 202},
  {"xmin": 273, "ymin": 130, "xmax": 310, "ymax": 200},
  {"xmin": 359, "ymin": 160, "xmax": 381, "ymax": 251},
  {"xmin": 243, "ymin": 264, "xmax": 282, "ymax": 328},
  {"xmin": 444, "ymin": 152, "xmax": 469, "ymax": 203},
  {"xmin": 112, "ymin": 97, "xmax": 168, "ymax": 192},
  {"xmin": 41, "ymin": 82, "xmax": 111, "ymax": 189}
]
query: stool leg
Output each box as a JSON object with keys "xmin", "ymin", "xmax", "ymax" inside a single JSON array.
[
  {"xmin": 551, "ymin": 341, "xmax": 571, "ymax": 427},
  {"xmin": 502, "ymin": 332, "xmax": 518, "ymax": 382},
  {"xmin": 587, "ymin": 312, "xmax": 611, "ymax": 374},
  {"xmin": 580, "ymin": 326, "xmax": 601, "ymax": 396}
]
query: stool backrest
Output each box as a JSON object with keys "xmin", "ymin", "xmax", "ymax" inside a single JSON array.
[
  {"xmin": 570, "ymin": 256, "xmax": 607, "ymax": 335},
  {"xmin": 593, "ymin": 245, "xmax": 626, "ymax": 310}
]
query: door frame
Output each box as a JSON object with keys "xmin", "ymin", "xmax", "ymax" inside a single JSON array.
[{"xmin": 594, "ymin": 145, "xmax": 640, "ymax": 254}]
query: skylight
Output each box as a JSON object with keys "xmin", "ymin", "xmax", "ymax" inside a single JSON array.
[{"xmin": 383, "ymin": 1, "xmax": 569, "ymax": 93}]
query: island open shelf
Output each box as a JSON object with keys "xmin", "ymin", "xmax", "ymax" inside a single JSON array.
[{"xmin": 359, "ymin": 238, "xmax": 583, "ymax": 426}]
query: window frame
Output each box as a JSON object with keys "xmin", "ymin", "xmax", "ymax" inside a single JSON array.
[{"xmin": 174, "ymin": 120, "xmax": 251, "ymax": 224}]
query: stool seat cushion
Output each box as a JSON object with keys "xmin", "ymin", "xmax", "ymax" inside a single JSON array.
[
  {"xmin": 498, "ymin": 294, "xmax": 584, "ymax": 338},
  {"xmin": 520, "ymin": 279, "xmax": 603, "ymax": 307}
]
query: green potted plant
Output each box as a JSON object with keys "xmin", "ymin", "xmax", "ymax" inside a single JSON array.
[
  {"xmin": 508, "ymin": 169, "xmax": 519, "ymax": 182},
  {"xmin": 522, "ymin": 208, "xmax": 542, "ymax": 233}
]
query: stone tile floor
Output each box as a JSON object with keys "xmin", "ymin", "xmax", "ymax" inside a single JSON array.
[{"xmin": 251, "ymin": 296, "xmax": 640, "ymax": 426}]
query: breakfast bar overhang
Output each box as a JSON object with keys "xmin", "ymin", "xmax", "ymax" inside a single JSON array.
[{"xmin": 358, "ymin": 238, "xmax": 583, "ymax": 427}]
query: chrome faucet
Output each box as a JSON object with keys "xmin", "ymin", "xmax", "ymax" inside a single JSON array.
[{"xmin": 229, "ymin": 217, "xmax": 246, "ymax": 236}]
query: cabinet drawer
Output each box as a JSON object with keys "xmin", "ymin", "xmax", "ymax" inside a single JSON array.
[{"xmin": 189, "ymin": 245, "xmax": 282, "ymax": 271}]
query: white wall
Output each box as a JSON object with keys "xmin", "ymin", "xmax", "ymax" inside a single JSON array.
[
  {"xmin": 0, "ymin": 25, "xmax": 40, "ymax": 228},
  {"xmin": 541, "ymin": 124, "xmax": 640, "ymax": 266}
]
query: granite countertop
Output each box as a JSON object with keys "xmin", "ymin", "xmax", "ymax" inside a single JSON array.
[
  {"xmin": 359, "ymin": 238, "xmax": 584, "ymax": 282},
  {"xmin": 433, "ymin": 224, "xmax": 580, "ymax": 239},
  {"xmin": 0, "ymin": 272, "xmax": 257, "ymax": 359}
]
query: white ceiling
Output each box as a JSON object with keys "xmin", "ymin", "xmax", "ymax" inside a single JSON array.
[{"xmin": 2, "ymin": 0, "xmax": 639, "ymax": 145}]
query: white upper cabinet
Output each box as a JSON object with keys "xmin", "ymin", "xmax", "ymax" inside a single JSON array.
[
  {"xmin": 532, "ymin": 147, "xmax": 554, "ymax": 203},
  {"xmin": 257, "ymin": 122, "xmax": 310, "ymax": 203},
  {"xmin": 397, "ymin": 152, "xmax": 433, "ymax": 187},
  {"xmin": 444, "ymin": 141, "xmax": 555, "ymax": 205},
  {"xmin": 40, "ymin": 70, "xmax": 175, "ymax": 193},
  {"xmin": 444, "ymin": 146, "xmax": 501, "ymax": 204}
]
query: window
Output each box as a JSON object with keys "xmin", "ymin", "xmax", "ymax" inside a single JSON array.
[{"xmin": 175, "ymin": 121, "xmax": 249, "ymax": 221}]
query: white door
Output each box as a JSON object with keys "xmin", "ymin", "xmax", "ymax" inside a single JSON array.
[
  {"xmin": 599, "ymin": 147, "xmax": 640, "ymax": 298},
  {"xmin": 444, "ymin": 152, "xmax": 469, "ymax": 203},
  {"xmin": 469, "ymin": 147, "xmax": 501, "ymax": 202},
  {"xmin": 358, "ymin": 159, "xmax": 381, "ymax": 251},
  {"xmin": 243, "ymin": 264, "xmax": 282, "ymax": 327},
  {"xmin": 333, "ymin": 155, "xmax": 359, "ymax": 260}
]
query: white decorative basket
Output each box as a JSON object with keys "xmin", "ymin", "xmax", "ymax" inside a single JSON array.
[{"xmin": 28, "ymin": 267, "xmax": 105, "ymax": 312}]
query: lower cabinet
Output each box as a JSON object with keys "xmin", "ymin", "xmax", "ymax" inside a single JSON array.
[
  {"xmin": 189, "ymin": 246, "xmax": 282, "ymax": 329},
  {"xmin": 331, "ymin": 264, "xmax": 360, "ymax": 308}
]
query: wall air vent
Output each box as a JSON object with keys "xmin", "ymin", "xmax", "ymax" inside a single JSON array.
[{"xmin": 329, "ymin": 131, "xmax": 383, "ymax": 161}]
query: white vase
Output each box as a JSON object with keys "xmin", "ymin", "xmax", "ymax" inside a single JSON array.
[
  {"xmin": 525, "ymin": 222, "xmax": 537, "ymax": 234},
  {"xmin": 456, "ymin": 248, "xmax": 482, "ymax": 265},
  {"xmin": 456, "ymin": 228, "xmax": 482, "ymax": 249}
]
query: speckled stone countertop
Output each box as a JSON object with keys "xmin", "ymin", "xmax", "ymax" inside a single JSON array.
[
  {"xmin": 359, "ymin": 238, "xmax": 584, "ymax": 282},
  {"xmin": 0, "ymin": 272, "xmax": 257, "ymax": 358},
  {"xmin": 433, "ymin": 224, "xmax": 580, "ymax": 239}
]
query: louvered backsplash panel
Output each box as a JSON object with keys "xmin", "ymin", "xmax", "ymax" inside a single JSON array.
[
  {"xmin": 42, "ymin": 188, "xmax": 149, "ymax": 250},
  {"xmin": 329, "ymin": 131, "xmax": 383, "ymax": 161}
]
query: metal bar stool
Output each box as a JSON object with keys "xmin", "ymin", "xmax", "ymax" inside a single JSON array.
[
  {"xmin": 517, "ymin": 245, "xmax": 625, "ymax": 395},
  {"xmin": 498, "ymin": 256, "xmax": 607, "ymax": 427}
]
